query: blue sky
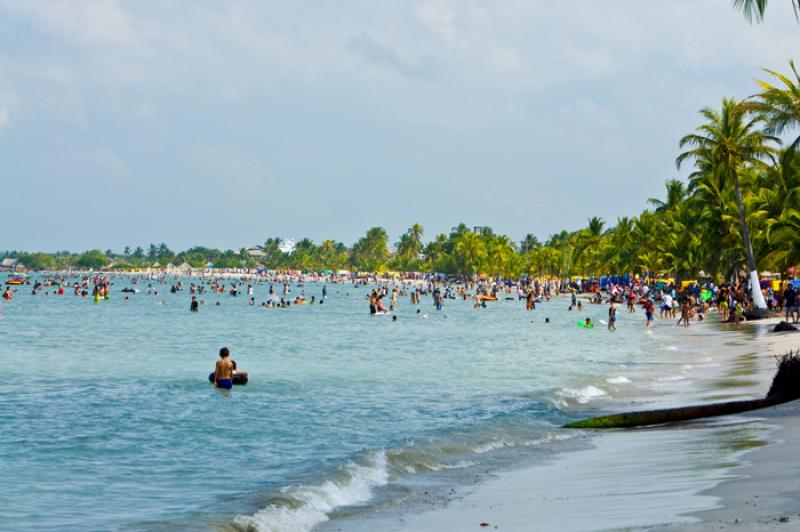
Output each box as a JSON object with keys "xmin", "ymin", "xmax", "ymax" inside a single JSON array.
[{"xmin": 0, "ymin": 0, "xmax": 797, "ymax": 252}]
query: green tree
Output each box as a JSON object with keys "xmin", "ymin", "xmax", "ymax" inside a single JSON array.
[
  {"xmin": 22, "ymin": 252, "xmax": 56, "ymax": 270},
  {"xmin": 351, "ymin": 227, "xmax": 389, "ymax": 272},
  {"xmin": 677, "ymin": 97, "xmax": 779, "ymax": 311},
  {"xmin": 454, "ymin": 231, "xmax": 487, "ymax": 276},
  {"xmin": 76, "ymin": 250, "xmax": 111, "ymax": 270},
  {"xmin": 755, "ymin": 60, "xmax": 800, "ymax": 155},
  {"xmin": 648, "ymin": 179, "xmax": 687, "ymax": 213},
  {"xmin": 519, "ymin": 234, "xmax": 541, "ymax": 253}
]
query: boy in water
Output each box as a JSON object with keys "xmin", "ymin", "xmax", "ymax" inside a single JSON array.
[{"xmin": 213, "ymin": 347, "xmax": 234, "ymax": 389}]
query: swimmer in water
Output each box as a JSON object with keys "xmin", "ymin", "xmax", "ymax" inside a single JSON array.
[
  {"xmin": 584, "ymin": 317, "xmax": 592, "ymax": 328},
  {"xmin": 213, "ymin": 347, "xmax": 234, "ymax": 390},
  {"xmin": 190, "ymin": 296, "xmax": 199, "ymax": 312}
]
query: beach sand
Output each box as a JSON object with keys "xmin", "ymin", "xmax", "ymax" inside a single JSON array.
[{"xmin": 324, "ymin": 321, "xmax": 800, "ymax": 532}]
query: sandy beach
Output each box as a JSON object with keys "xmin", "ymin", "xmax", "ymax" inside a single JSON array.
[{"xmin": 321, "ymin": 319, "xmax": 800, "ymax": 532}]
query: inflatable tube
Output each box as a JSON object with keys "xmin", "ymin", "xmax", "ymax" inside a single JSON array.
[
  {"xmin": 5, "ymin": 280, "xmax": 23, "ymax": 285},
  {"xmin": 577, "ymin": 322, "xmax": 594, "ymax": 328},
  {"xmin": 208, "ymin": 373, "xmax": 248, "ymax": 385},
  {"xmin": 478, "ymin": 296, "xmax": 498, "ymax": 301}
]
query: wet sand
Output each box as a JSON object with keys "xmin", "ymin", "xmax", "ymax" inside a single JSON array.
[{"xmin": 323, "ymin": 320, "xmax": 800, "ymax": 532}]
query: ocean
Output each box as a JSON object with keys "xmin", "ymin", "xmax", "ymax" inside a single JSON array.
[{"xmin": 0, "ymin": 277, "xmax": 771, "ymax": 531}]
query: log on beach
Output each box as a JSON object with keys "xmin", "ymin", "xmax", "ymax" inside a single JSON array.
[{"xmin": 565, "ymin": 352, "xmax": 800, "ymax": 429}]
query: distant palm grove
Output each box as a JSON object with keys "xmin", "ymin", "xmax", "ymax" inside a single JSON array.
[{"xmin": 3, "ymin": 61, "xmax": 799, "ymax": 281}]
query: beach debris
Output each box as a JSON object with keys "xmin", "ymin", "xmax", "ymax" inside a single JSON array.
[
  {"xmin": 773, "ymin": 321, "xmax": 798, "ymax": 333},
  {"xmin": 565, "ymin": 351, "xmax": 800, "ymax": 429}
]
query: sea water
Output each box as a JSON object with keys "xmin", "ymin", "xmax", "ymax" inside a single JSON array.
[{"xmin": 0, "ymin": 278, "xmax": 768, "ymax": 531}]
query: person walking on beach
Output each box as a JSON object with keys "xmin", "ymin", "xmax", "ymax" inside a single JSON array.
[
  {"xmin": 608, "ymin": 301, "xmax": 617, "ymax": 331},
  {"xmin": 785, "ymin": 284, "xmax": 797, "ymax": 324},
  {"xmin": 213, "ymin": 347, "xmax": 234, "ymax": 390}
]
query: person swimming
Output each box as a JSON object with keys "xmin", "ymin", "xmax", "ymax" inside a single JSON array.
[{"xmin": 213, "ymin": 347, "xmax": 234, "ymax": 390}]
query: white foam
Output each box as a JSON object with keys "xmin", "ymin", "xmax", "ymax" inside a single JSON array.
[
  {"xmin": 606, "ymin": 376, "xmax": 631, "ymax": 384},
  {"xmin": 656, "ymin": 374, "xmax": 686, "ymax": 382},
  {"xmin": 557, "ymin": 385, "xmax": 607, "ymax": 404},
  {"xmin": 472, "ymin": 433, "xmax": 574, "ymax": 454},
  {"xmin": 233, "ymin": 451, "xmax": 389, "ymax": 532}
]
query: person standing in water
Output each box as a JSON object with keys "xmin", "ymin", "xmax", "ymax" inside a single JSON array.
[
  {"xmin": 608, "ymin": 301, "xmax": 617, "ymax": 331},
  {"xmin": 190, "ymin": 296, "xmax": 199, "ymax": 312},
  {"xmin": 213, "ymin": 347, "xmax": 234, "ymax": 390}
]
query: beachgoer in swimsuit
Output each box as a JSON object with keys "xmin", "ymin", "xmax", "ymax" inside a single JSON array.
[{"xmin": 213, "ymin": 347, "xmax": 234, "ymax": 389}]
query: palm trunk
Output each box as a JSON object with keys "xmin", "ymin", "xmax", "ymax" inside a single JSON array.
[
  {"xmin": 732, "ymin": 170, "xmax": 768, "ymax": 311},
  {"xmin": 565, "ymin": 397, "xmax": 783, "ymax": 429},
  {"xmin": 566, "ymin": 352, "xmax": 800, "ymax": 429}
]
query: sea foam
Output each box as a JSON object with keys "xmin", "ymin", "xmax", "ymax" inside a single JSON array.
[{"xmin": 233, "ymin": 451, "xmax": 389, "ymax": 532}]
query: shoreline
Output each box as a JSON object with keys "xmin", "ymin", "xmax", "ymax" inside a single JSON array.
[
  {"xmin": 320, "ymin": 319, "xmax": 800, "ymax": 532},
  {"xmin": 659, "ymin": 400, "xmax": 800, "ymax": 531}
]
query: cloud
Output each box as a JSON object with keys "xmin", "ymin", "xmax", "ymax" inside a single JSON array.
[
  {"xmin": 0, "ymin": 0, "xmax": 799, "ymax": 250},
  {"xmin": 346, "ymin": 32, "xmax": 441, "ymax": 80},
  {"xmin": 0, "ymin": 0, "xmax": 139, "ymax": 48}
]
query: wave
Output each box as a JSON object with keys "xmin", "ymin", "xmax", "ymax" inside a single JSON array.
[
  {"xmin": 554, "ymin": 385, "xmax": 607, "ymax": 405},
  {"xmin": 232, "ymin": 451, "xmax": 389, "ymax": 532},
  {"xmin": 231, "ymin": 428, "xmax": 574, "ymax": 532},
  {"xmin": 606, "ymin": 376, "xmax": 631, "ymax": 384}
]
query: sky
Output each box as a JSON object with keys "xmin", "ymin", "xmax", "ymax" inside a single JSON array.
[{"xmin": 0, "ymin": 0, "xmax": 798, "ymax": 252}]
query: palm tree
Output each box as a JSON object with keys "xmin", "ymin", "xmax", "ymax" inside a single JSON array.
[
  {"xmin": 351, "ymin": 227, "xmax": 389, "ymax": 272},
  {"xmin": 755, "ymin": 61, "xmax": 800, "ymax": 154},
  {"xmin": 762, "ymin": 146, "xmax": 800, "ymax": 269},
  {"xmin": 519, "ymin": 234, "xmax": 541, "ymax": 253},
  {"xmin": 454, "ymin": 231, "xmax": 487, "ymax": 276},
  {"xmin": 422, "ymin": 234, "xmax": 449, "ymax": 272},
  {"xmin": 574, "ymin": 217, "xmax": 605, "ymax": 275},
  {"xmin": 408, "ymin": 223, "xmax": 424, "ymax": 255},
  {"xmin": 648, "ymin": 179, "xmax": 687, "ymax": 213},
  {"xmin": 396, "ymin": 224, "xmax": 425, "ymax": 260},
  {"xmin": 677, "ymin": 97, "xmax": 779, "ymax": 313},
  {"xmin": 485, "ymin": 235, "xmax": 516, "ymax": 277},
  {"xmin": 732, "ymin": 0, "xmax": 800, "ymax": 22}
]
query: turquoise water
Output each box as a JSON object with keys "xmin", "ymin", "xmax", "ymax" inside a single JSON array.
[{"xmin": 0, "ymin": 277, "xmax": 684, "ymax": 531}]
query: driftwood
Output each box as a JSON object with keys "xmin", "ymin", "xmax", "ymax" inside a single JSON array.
[{"xmin": 564, "ymin": 352, "xmax": 800, "ymax": 429}]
